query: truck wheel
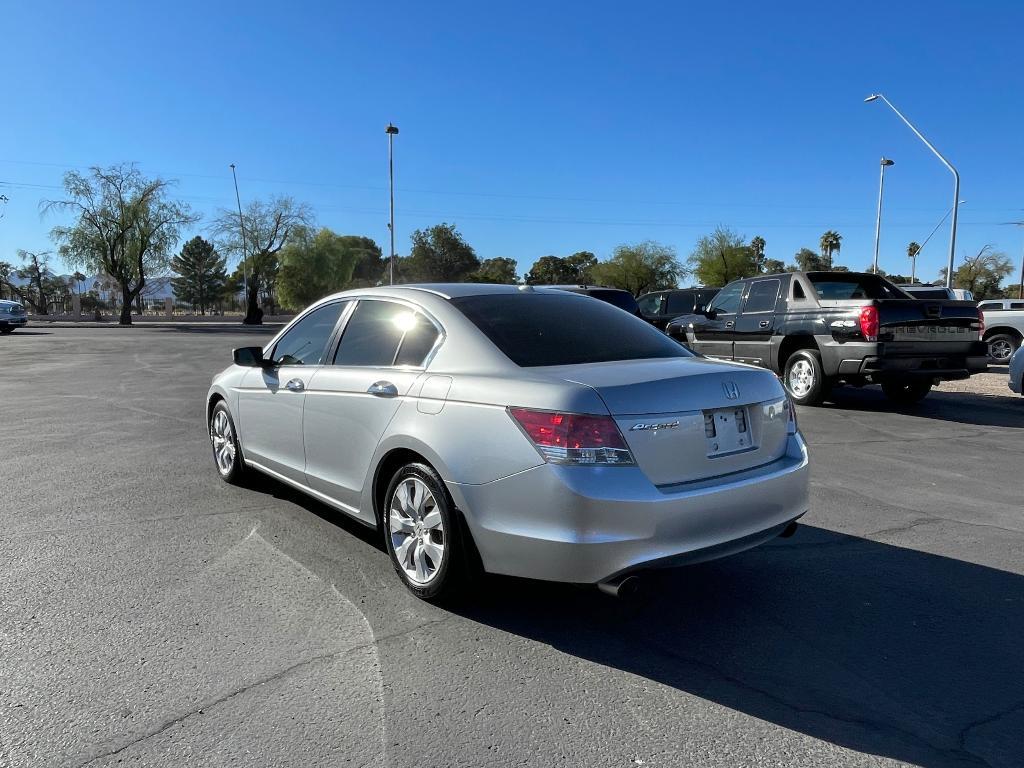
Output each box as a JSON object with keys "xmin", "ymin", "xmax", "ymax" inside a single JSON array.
[
  {"xmin": 881, "ymin": 380, "xmax": 932, "ymax": 404},
  {"xmin": 783, "ymin": 350, "xmax": 829, "ymax": 406},
  {"xmin": 986, "ymin": 333, "xmax": 1019, "ymax": 364}
]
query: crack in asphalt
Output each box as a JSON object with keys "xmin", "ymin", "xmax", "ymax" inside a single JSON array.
[{"xmin": 71, "ymin": 615, "xmax": 450, "ymax": 768}]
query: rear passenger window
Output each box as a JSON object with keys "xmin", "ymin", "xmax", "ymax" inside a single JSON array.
[
  {"xmin": 666, "ymin": 292, "xmax": 693, "ymax": 314},
  {"xmin": 743, "ymin": 279, "xmax": 781, "ymax": 313},
  {"xmin": 1012, "ymin": 303, "xmax": 1024, "ymax": 310},
  {"xmin": 333, "ymin": 300, "xmax": 439, "ymax": 367},
  {"xmin": 395, "ymin": 313, "xmax": 441, "ymax": 366},
  {"xmin": 792, "ymin": 281, "xmax": 806, "ymax": 299}
]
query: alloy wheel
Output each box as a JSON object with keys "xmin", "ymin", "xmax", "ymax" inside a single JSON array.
[
  {"xmin": 788, "ymin": 359, "xmax": 814, "ymax": 397},
  {"xmin": 388, "ymin": 477, "xmax": 445, "ymax": 585},
  {"xmin": 989, "ymin": 338, "xmax": 1013, "ymax": 363},
  {"xmin": 210, "ymin": 409, "xmax": 237, "ymax": 476}
]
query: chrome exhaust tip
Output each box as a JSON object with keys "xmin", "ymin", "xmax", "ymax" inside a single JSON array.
[{"xmin": 597, "ymin": 574, "xmax": 642, "ymax": 599}]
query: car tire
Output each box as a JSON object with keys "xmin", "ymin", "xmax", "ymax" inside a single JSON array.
[
  {"xmin": 881, "ymin": 379, "xmax": 932, "ymax": 404},
  {"xmin": 986, "ymin": 333, "xmax": 1019, "ymax": 364},
  {"xmin": 0, "ymin": 327, "xmax": 13, "ymax": 335},
  {"xmin": 209, "ymin": 401, "xmax": 248, "ymax": 485},
  {"xmin": 384, "ymin": 462, "xmax": 477, "ymax": 603},
  {"xmin": 783, "ymin": 349, "xmax": 830, "ymax": 406}
]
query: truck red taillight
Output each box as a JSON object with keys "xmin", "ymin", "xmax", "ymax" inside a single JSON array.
[
  {"xmin": 509, "ymin": 408, "xmax": 635, "ymax": 465},
  {"xmin": 859, "ymin": 305, "xmax": 880, "ymax": 341}
]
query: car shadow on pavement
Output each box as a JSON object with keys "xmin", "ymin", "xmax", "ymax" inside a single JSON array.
[
  {"xmin": 453, "ymin": 525, "xmax": 1023, "ymax": 768},
  {"xmin": 824, "ymin": 385, "xmax": 1024, "ymax": 428}
]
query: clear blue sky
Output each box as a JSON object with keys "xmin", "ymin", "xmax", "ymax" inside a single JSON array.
[{"xmin": 2, "ymin": 0, "xmax": 1023, "ymax": 284}]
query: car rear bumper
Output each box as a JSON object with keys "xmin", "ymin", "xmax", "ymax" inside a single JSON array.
[
  {"xmin": 823, "ymin": 341, "xmax": 988, "ymax": 380},
  {"xmin": 448, "ymin": 433, "xmax": 809, "ymax": 584}
]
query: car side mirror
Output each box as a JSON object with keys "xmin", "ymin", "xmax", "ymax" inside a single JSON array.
[
  {"xmin": 233, "ymin": 346, "xmax": 268, "ymax": 367},
  {"xmin": 704, "ymin": 308, "xmax": 718, "ymax": 320}
]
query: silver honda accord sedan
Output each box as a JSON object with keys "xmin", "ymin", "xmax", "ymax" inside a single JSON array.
[{"xmin": 207, "ymin": 284, "xmax": 809, "ymax": 601}]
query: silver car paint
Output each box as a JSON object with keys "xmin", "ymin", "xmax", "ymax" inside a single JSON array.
[
  {"xmin": 208, "ymin": 284, "xmax": 810, "ymax": 585},
  {"xmin": 1009, "ymin": 346, "xmax": 1023, "ymax": 395}
]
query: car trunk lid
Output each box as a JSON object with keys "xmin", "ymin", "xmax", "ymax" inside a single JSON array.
[{"xmin": 539, "ymin": 358, "xmax": 791, "ymax": 486}]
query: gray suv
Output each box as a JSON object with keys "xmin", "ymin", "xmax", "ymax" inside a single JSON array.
[{"xmin": 0, "ymin": 300, "xmax": 27, "ymax": 334}]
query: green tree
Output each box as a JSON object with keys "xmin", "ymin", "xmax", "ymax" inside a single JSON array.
[
  {"xmin": 793, "ymin": 247, "xmax": 829, "ymax": 272},
  {"xmin": 0, "ymin": 262, "xmax": 13, "ymax": 300},
  {"xmin": 687, "ymin": 227, "xmax": 756, "ymax": 286},
  {"xmin": 939, "ymin": 245, "xmax": 1014, "ymax": 300},
  {"xmin": 763, "ymin": 258, "xmax": 786, "ymax": 274},
  {"xmin": 820, "ymin": 230, "xmax": 843, "ymax": 269},
  {"xmin": 276, "ymin": 227, "xmax": 371, "ymax": 310},
  {"xmin": 528, "ymin": 252, "xmax": 593, "ymax": 286},
  {"xmin": 591, "ymin": 241, "xmax": 683, "ymax": 296},
  {"xmin": 212, "ymin": 196, "xmax": 313, "ymax": 324},
  {"xmin": 468, "ymin": 257, "xmax": 519, "ymax": 284},
  {"xmin": 45, "ymin": 165, "xmax": 196, "ymax": 325},
  {"xmin": 404, "ymin": 223, "xmax": 479, "ymax": 282},
  {"xmin": 170, "ymin": 236, "xmax": 227, "ymax": 314},
  {"xmin": 345, "ymin": 237, "xmax": 386, "ymax": 286},
  {"xmin": 749, "ymin": 235, "xmax": 767, "ymax": 272},
  {"xmin": 525, "ymin": 251, "xmax": 597, "ymax": 284}
]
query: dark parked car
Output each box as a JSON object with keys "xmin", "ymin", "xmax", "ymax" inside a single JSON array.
[
  {"xmin": 550, "ymin": 285, "xmax": 641, "ymax": 315},
  {"xmin": 666, "ymin": 271, "xmax": 988, "ymax": 406},
  {"xmin": 637, "ymin": 287, "xmax": 720, "ymax": 329}
]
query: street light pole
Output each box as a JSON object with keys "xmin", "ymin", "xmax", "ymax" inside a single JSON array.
[
  {"xmin": 865, "ymin": 94, "xmax": 960, "ymax": 288},
  {"xmin": 229, "ymin": 164, "xmax": 250, "ymax": 314},
  {"xmin": 872, "ymin": 157, "xmax": 894, "ymax": 275},
  {"xmin": 386, "ymin": 123, "xmax": 399, "ymax": 285}
]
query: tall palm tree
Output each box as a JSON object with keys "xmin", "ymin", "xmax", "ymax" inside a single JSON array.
[
  {"xmin": 906, "ymin": 242, "xmax": 921, "ymax": 282},
  {"xmin": 820, "ymin": 231, "xmax": 843, "ymax": 269}
]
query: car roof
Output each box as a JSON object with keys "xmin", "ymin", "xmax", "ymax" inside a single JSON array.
[{"xmin": 316, "ymin": 283, "xmax": 604, "ymax": 303}]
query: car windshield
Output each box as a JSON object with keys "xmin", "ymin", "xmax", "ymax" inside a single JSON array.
[
  {"xmin": 451, "ymin": 293, "xmax": 692, "ymax": 367},
  {"xmin": 807, "ymin": 273, "xmax": 909, "ymax": 300}
]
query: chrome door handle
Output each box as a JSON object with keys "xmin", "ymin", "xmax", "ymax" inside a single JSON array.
[
  {"xmin": 759, "ymin": 320, "xmax": 770, "ymax": 328},
  {"xmin": 285, "ymin": 378, "xmax": 305, "ymax": 392},
  {"xmin": 367, "ymin": 381, "xmax": 399, "ymax": 397},
  {"xmin": 725, "ymin": 321, "xmax": 734, "ymax": 328}
]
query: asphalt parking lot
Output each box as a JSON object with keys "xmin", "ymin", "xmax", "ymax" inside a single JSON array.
[{"xmin": 1, "ymin": 327, "xmax": 1022, "ymax": 768}]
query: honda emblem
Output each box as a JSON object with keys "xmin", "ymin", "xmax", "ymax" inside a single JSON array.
[{"xmin": 722, "ymin": 381, "xmax": 740, "ymax": 400}]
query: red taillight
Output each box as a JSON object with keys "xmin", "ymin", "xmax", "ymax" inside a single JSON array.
[
  {"xmin": 859, "ymin": 305, "xmax": 880, "ymax": 341},
  {"xmin": 978, "ymin": 309, "xmax": 985, "ymax": 339},
  {"xmin": 509, "ymin": 408, "xmax": 634, "ymax": 465}
]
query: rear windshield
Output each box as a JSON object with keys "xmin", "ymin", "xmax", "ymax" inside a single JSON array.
[
  {"xmin": 451, "ymin": 293, "xmax": 692, "ymax": 367},
  {"xmin": 586, "ymin": 289, "xmax": 639, "ymax": 313},
  {"xmin": 904, "ymin": 288, "xmax": 952, "ymax": 299},
  {"xmin": 807, "ymin": 273, "xmax": 909, "ymax": 301}
]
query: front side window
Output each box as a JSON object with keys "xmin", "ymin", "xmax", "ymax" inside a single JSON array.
[
  {"xmin": 742, "ymin": 279, "xmax": 781, "ymax": 313},
  {"xmin": 334, "ymin": 300, "xmax": 440, "ymax": 367},
  {"xmin": 271, "ymin": 301, "xmax": 347, "ymax": 366},
  {"xmin": 637, "ymin": 293, "xmax": 664, "ymax": 315},
  {"xmin": 709, "ymin": 282, "xmax": 744, "ymax": 315}
]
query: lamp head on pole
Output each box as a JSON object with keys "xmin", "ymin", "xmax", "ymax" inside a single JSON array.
[
  {"xmin": 880, "ymin": 157, "xmax": 894, "ymax": 167},
  {"xmin": 385, "ymin": 123, "xmax": 399, "ymax": 135},
  {"xmin": 864, "ymin": 94, "xmax": 881, "ymax": 103}
]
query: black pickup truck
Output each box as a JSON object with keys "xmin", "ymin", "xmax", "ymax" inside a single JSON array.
[{"xmin": 665, "ymin": 271, "xmax": 988, "ymax": 405}]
